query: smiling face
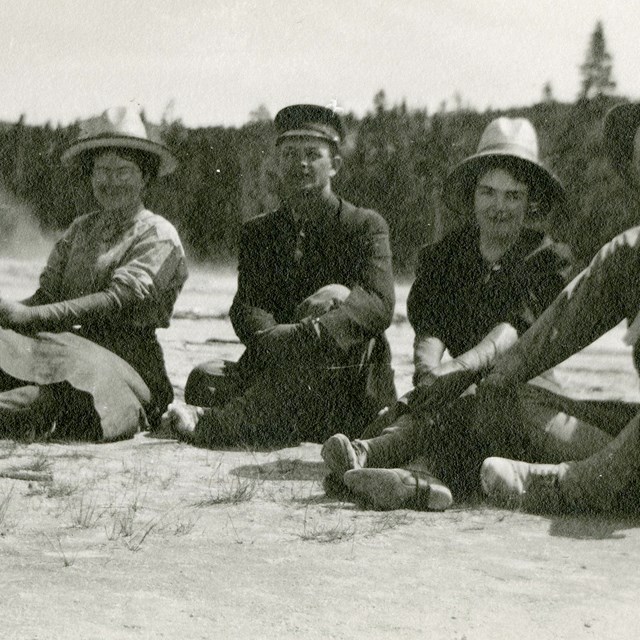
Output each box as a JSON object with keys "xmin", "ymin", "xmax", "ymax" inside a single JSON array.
[
  {"xmin": 474, "ymin": 167, "xmax": 530, "ymax": 243},
  {"xmin": 90, "ymin": 151, "xmax": 146, "ymax": 213},
  {"xmin": 275, "ymin": 137, "xmax": 341, "ymax": 201}
]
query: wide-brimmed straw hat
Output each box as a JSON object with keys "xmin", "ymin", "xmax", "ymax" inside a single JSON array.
[
  {"xmin": 61, "ymin": 105, "xmax": 177, "ymax": 177},
  {"xmin": 603, "ymin": 102, "xmax": 640, "ymax": 177},
  {"xmin": 442, "ymin": 117, "xmax": 564, "ymax": 214}
]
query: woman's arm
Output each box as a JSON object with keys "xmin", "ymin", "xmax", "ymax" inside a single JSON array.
[
  {"xmin": 0, "ymin": 218, "xmax": 187, "ymax": 333},
  {"xmin": 413, "ymin": 334, "xmax": 446, "ymax": 386},
  {"xmin": 409, "ymin": 323, "xmax": 519, "ymax": 414}
]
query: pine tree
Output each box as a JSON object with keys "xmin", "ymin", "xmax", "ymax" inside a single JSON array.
[
  {"xmin": 542, "ymin": 81, "xmax": 554, "ymax": 104},
  {"xmin": 579, "ymin": 21, "xmax": 616, "ymax": 100}
]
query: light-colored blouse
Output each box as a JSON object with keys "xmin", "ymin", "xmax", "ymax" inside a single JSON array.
[{"xmin": 30, "ymin": 208, "xmax": 188, "ymax": 330}]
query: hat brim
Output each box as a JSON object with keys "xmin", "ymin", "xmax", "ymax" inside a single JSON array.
[
  {"xmin": 61, "ymin": 135, "xmax": 178, "ymax": 177},
  {"xmin": 442, "ymin": 151, "xmax": 565, "ymax": 215},
  {"xmin": 274, "ymin": 104, "xmax": 344, "ymax": 143},
  {"xmin": 276, "ymin": 129, "xmax": 341, "ymax": 145},
  {"xmin": 603, "ymin": 103, "xmax": 640, "ymax": 176}
]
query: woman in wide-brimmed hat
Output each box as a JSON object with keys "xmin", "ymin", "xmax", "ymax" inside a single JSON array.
[
  {"xmin": 321, "ymin": 116, "xmax": 585, "ymax": 510},
  {"xmin": 0, "ymin": 105, "xmax": 187, "ymax": 441},
  {"xmin": 479, "ymin": 102, "xmax": 640, "ymax": 513}
]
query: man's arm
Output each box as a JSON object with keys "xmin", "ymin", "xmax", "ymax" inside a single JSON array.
[
  {"xmin": 486, "ymin": 227, "xmax": 640, "ymax": 387},
  {"xmin": 229, "ymin": 216, "xmax": 280, "ymax": 345},
  {"xmin": 313, "ymin": 207, "xmax": 395, "ymax": 353}
]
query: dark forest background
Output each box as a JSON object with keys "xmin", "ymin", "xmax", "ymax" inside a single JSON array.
[{"xmin": 0, "ymin": 23, "xmax": 636, "ymax": 274}]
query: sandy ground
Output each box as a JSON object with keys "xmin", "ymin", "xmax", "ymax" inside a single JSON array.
[{"xmin": 1, "ymin": 258, "xmax": 640, "ymax": 640}]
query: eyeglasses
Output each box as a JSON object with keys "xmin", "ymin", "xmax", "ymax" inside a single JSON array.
[{"xmin": 92, "ymin": 166, "xmax": 140, "ymax": 181}]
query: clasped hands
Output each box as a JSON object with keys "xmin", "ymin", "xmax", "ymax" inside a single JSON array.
[
  {"xmin": 409, "ymin": 362, "xmax": 479, "ymax": 415},
  {"xmin": 253, "ymin": 319, "xmax": 320, "ymax": 365}
]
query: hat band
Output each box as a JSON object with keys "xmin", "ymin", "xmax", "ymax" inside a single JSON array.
[
  {"xmin": 277, "ymin": 123, "xmax": 340, "ymax": 144},
  {"xmin": 477, "ymin": 142, "xmax": 538, "ymax": 163}
]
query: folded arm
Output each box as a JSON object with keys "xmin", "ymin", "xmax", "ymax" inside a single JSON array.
[
  {"xmin": 0, "ymin": 225, "xmax": 186, "ymax": 333},
  {"xmin": 230, "ymin": 208, "xmax": 394, "ymax": 360},
  {"xmin": 306, "ymin": 211, "xmax": 395, "ymax": 353}
]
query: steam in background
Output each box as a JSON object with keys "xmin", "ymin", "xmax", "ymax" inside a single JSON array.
[{"xmin": 0, "ymin": 188, "xmax": 54, "ymax": 262}]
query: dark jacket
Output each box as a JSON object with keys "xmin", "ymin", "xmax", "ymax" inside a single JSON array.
[
  {"xmin": 407, "ymin": 224, "xmax": 572, "ymax": 358},
  {"xmin": 229, "ymin": 198, "xmax": 397, "ymax": 420}
]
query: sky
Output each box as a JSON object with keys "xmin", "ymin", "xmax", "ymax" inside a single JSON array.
[{"xmin": 1, "ymin": 0, "xmax": 638, "ymax": 128}]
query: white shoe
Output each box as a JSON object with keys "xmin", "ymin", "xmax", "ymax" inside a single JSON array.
[{"xmin": 480, "ymin": 457, "xmax": 568, "ymax": 512}]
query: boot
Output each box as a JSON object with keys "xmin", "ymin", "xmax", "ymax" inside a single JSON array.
[
  {"xmin": 482, "ymin": 411, "xmax": 640, "ymax": 513},
  {"xmin": 343, "ymin": 467, "xmax": 453, "ymax": 511},
  {"xmin": 480, "ymin": 457, "xmax": 569, "ymax": 512},
  {"xmin": 558, "ymin": 411, "xmax": 640, "ymax": 511},
  {"xmin": 323, "ymin": 413, "xmax": 422, "ymax": 474},
  {"xmin": 321, "ymin": 433, "xmax": 369, "ymax": 476}
]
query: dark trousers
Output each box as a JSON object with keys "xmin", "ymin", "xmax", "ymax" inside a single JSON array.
[{"xmin": 184, "ymin": 285, "xmax": 384, "ymax": 446}]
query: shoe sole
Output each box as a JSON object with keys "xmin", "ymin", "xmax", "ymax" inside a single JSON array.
[
  {"xmin": 321, "ymin": 434, "xmax": 359, "ymax": 476},
  {"xmin": 344, "ymin": 468, "xmax": 453, "ymax": 511}
]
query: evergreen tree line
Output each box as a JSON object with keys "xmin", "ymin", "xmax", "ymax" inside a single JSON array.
[{"xmin": 0, "ymin": 94, "xmax": 638, "ymax": 273}]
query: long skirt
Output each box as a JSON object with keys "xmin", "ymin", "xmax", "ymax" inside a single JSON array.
[{"xmin": 0, "ymin": 328, "xmax": 151, "ymax": 441}]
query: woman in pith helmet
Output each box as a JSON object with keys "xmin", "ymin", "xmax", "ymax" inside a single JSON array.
[
  {"xmin": 0, "ymin": 105, "xmax": 187, "ymax": 441},
  {"xmin": 322, "ymin": 116, "xmax": 584, "ymax": 510}
]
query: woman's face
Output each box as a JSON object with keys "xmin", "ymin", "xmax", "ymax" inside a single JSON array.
[
  {"xmin": 90, "ymin": 151, "xmax": 146, "ymax": 213},
  {"xmin": 474, "ymin": 168, "xmax": 529, "ymax": 242}
]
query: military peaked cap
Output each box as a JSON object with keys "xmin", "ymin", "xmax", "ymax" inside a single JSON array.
[{"xmin": 274, "ymin": 104, "xmax": 344, "ymax": 145}]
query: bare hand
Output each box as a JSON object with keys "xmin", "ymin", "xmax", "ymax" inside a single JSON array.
[{"xmin": 160, "ymin": 401, "xmax": 204, "ymax": 440}]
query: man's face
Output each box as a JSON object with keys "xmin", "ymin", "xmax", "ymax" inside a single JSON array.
[
  {"xmin": 276, "ymin": 137, "xmax": 339, "ymax": 199},
  {"xmin": 474, "ymin": 168, "xmax": 529, "ymax": 241}
]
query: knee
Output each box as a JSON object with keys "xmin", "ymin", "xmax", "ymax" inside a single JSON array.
[
  {"xmin": 185, "ymin": 362, "xmax": 227, "ymax": 407},
  {"xmin": 295, "ymin": 284, "xmax": 351, "ymax": 320}
]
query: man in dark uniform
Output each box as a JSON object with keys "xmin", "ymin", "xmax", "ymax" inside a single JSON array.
[{"xmin": 163, "ymin": 104, "xmax": 396, "ymax": 446}]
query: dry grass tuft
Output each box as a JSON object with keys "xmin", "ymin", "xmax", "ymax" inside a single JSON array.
[
  {"xmin": 46, "ymin": 481, "xmax": 79, "ymax": 499},
  {"xmin": 299, "ymin": 517, "xmax": 357, "ymax": 543},
  {"xmin": 44, "ymin": 533, "xmax": 77, "ymax": 568},
  {"xmin": 68, "ymin": 492, "xmax": 104, "ymax": 528},
  {"xmin": 194, "ymin": 475, "xmax": 259, "ymax": 507},
  {"xmin": 0, "ymin": 485, "xmax": 14, "ymax": 526}
]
